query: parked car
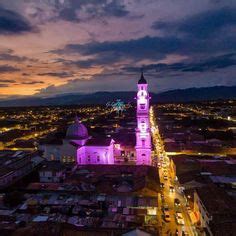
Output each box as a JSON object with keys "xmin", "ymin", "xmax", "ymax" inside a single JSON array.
[
  {"xmin": 182, "ymin": 231, "xmax": 189, "ymax": 236},
  {"xmin": 175, "ymin": 212, "xmax": 184, "ymax": 225},
  {"xmin": 174, "ymin": 198, "xmax": 181, "ymax": 206},
  {"xmin": 163, "ymin": 204, "xmax": 169, "ymax": 213},
  {"xmin": 169, "ymin": 185, "xmax": 175, "ymax": 193},
  {"xmin": 164, "ymin": 212, "xmax": 171, "ymax": 222},
  {"xmin": 161, "ymin": 193, "xmax": 165, "ymax": 201}
]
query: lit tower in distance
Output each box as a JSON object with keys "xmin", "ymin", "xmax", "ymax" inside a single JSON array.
[{"xmin": 135, "ymin": 72, "xmax": 152, "ymax": 165}]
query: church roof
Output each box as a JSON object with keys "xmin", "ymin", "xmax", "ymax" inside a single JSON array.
[
  {"xmin": 138, "ymin": 71, "xmax": 147, "ymax": 84},
  {"xmin": 86, "ymin": 137, "xmax": 112, "ymax": 146},
  {"xmin": 66, "ymin": 117, "xmax": 88, "ymax": 140}
]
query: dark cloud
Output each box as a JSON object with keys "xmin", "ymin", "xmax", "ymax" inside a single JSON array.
[
  {"xmin": 0, "ymin": 52, "xmax": 31, "ymax": 62},
  {"xmin": 58, "ymin": 0, "xmax": 129, "ymax": 22},
  {"xmin": 59, "ymin": 8, "xmax": 78, "ymax": 22},
  {"xmin": 178, "ymin": 7, "xmax": 236, "ymax": 38},
  {"xmin": 0, "ymin": 83, "xmax": 9, "ymax": 87},
  {"xmin": 59, "ymin": 52, "xmax": 125, "ymax": 68},
  {"xmin": 0, "ymin": 51, "xmax": 38, "ymax": 64},
  {"xmin": 0, "ymin": 79, "xmax": 16, "ymax": 83},
  {"xmin": 152, "ymin": 7, "xmax": 236, "ymax": 39},
  {"xmin": 123, "ymin": 53, "xmax": 236, "ymax": 74},
  {"xmin": 102, "ymin": 0, "xmax": 129, "ymax": 17},
  {"xmin": 51, "ymin": 31, "xmax": 236, "ymax": 70},
  {"xmin": 0, "ymin": 7, "xmax": 33, "ymax": 34},
  {"xmin": 22, "ymin": 81, "xmax": 44, "ymax": 85},
  {"xmin": 37, "ymin": 71, "xmax": 73, "ymax": 78},
  {"xmin": 22, "ymin": 73, "xmax": 30, "ymax": 76},
  {"xmin": 52, "ymin": 36, "xmax": 183, "ymax": 62},
  {"xmin": 0, "ymin": 65, "xmax": 20, "ymax": 73}
]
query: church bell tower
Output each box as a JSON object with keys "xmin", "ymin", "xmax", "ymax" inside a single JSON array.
[{"xmin": 135, "ymin": 72, "xmax": 152, "ymax": 165}]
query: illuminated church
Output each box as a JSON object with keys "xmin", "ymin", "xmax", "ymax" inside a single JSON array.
[
  {"xmin": 40, "ymin": 73, "xmax": 152, "ymax": 166},
  {"xmin": 135, "ymin": 72, "xmax": 152, "ymax": 165}
]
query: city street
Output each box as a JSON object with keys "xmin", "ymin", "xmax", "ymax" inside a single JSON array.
[{"xmin": 150, "ymin": 107, "xmax": 197, "ymax": 236}]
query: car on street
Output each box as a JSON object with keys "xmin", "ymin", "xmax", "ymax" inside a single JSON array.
[
  {"xmin": 174, "ymin": 198, "xmax": 181, "ymax": 206},
  {"xmin": 162, "ymin": 204, "xmax": 169, "ymax": 212},
  {"xmin": 182, "ymin": 231, "xmax": 189, "ymax": 236},
  {"xmin": 164, "ymin": 211, "xmax": 171, "ymax": 222},
  {"xmin": 162, "ymin": 204, "xmax": 170, "ymax": 222},
  {"xmin": 187, "ymin": 205, "xmax": 191, "ymax": 213},
  {"xmin": 175, "ymin": 212, "xmax": 184, "ymax": 225},
  {"xmin": 161, "ymin": 193, "xmax": 165, "ymax": 202},
  {"xmin": 169, "ymin": 185, "xmax": 175, "ymax": 193}
]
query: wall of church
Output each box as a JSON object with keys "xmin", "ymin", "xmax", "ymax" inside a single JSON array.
[
  {"xmin": 136, "ymin": 149, "xmax": 152, "ymax": 165},
  {"xmin": 61, "ymin": 140, "xmax": 77, "ymax": 163},
  {"xmin": 77, "ymin": 146, "xmax": 86, "ymax": 164},
  {"xmin": 77, "ymin": 144, "xmax": 114, "ymax": 165},
  {"xmin": 135, "ymin": 81, "xmax": 152, "ymax": 166},
  {"xmin": 114, "ymin": 144, "xmax": 136, "ymax": 163}
]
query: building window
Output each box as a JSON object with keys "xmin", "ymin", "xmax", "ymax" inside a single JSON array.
[
  {"xmin": 97, "ymin": 156, "xmax": 100, "ymax": 162},
  {"xmin": 140, "ymin": 104, "xmax": 145, "ymax": 109},
  {"xmin": 50, "ymin": 154, "xmax": 55, "ymax": 161},
  {"xmin": 142, "ymin": 139, "xmax": 145, "ymax": 147},
  {"xmin": 87, "ymin": 155, "xmax": 90, "ymax": 162}
]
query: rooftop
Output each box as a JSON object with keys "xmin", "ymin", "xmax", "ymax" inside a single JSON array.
[{"xmin": 196, "ymin": 184, "xmax": 236, "ymax": 217}]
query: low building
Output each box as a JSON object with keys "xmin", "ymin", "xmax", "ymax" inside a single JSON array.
[
  {"xmin": 39, "ymin": 161, "xmax": 67, "ymax": 183},
  {"xmin": 194, "ymin": 185, "xmax": 236, "ymax": 236},
  {"xmin": 0, "ymin": 150, "xmax": 43, "ymax": 188}
]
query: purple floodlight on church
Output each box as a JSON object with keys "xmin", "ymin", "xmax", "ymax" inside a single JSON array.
[{"xmin": 135, "ymin": 72, "xmax": 152, "ymax": 165}]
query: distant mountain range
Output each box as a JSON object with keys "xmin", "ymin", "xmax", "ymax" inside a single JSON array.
[{"xmin": 0, "ymin": 86, "xmax": 235, "ymax": 107}]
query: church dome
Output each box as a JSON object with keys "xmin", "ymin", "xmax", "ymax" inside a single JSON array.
[{"xmin": 66, "ymin": 117, "xmax": 89, "ymax": 140}]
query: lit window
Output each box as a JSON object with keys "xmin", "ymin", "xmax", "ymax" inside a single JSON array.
[{"xmin": 50, "ymin": 154, "xmax": 55, "ymax": 161}]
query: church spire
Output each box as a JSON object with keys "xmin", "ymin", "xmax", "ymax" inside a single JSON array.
[{"xmin": 138, "ymin": 69, "xmax": 147, "ymax": 84}]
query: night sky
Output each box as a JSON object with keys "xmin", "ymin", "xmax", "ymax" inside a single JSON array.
[{"xmin": 0, "ymin": 0, "xmax": 235, "ymax": 99}]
